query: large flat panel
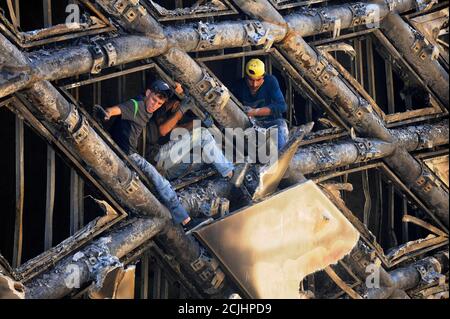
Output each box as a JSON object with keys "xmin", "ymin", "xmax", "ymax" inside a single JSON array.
[{"xmin": 195, "ymin": 181, "xmax": 360, "ymax": 299}]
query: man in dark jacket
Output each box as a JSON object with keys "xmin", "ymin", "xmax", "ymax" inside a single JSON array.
[{"xmin": 232, "ymin": 58, "xmax": 289, "ymax": 150}]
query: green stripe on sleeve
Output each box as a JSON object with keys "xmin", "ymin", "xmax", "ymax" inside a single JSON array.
[{"xmin": 131, "ymin": 99, "xmax": 139, "ymax": 118}]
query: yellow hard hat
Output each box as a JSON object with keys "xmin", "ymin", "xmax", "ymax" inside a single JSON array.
[{"xmin": 246, "ymin": 59, "xmax": 265, "ymax": 80}]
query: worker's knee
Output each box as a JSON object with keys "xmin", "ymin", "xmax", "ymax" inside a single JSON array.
[{"xmin": 199, "ymin": 127, "xmax": 216, "ymax": 146}]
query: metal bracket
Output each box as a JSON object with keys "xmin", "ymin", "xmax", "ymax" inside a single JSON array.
[
  {"xmin": 124, "ymin": 173, "xmax": 140, "ymax": 195},
  {"xmin": 318, "ymin": 64, "xmax": 338, "ymax": 85},
  {"xmin": 310, "ymin": 55, "xmax": 337, "ymax": 86},
  {"xmin": 385, "ymin": 0, "xmax": 397, "ymax": 12},
  {"xmin": 89, "ymin": 44, "xmax": 105, "ymax": 74},
  {"xmin": 415, "ymin": 165, "xmax": 441, "ymax": 193},
  {"xmin": 209, "ymin": 269, "xmax": 225, "ymax": 290},
  {"xmin": 310, "ymin": 55, "xmax": 328, "ymax": 78},
  {"xmin": 124, "ymin": 7, "xmax": 138, "ymax": 22},
  {"xmin": 349, "ymin": 3, "xmax": 368, "ymax": 27},
  {"xmin": 191, "ymin": 249, "xmax": 209, "ymax": 272},
  {"xmin": 113, "ymin": 0, "xmax": 128, "ymax": 14},
  {"xmin": 193, "ymin": 70, "xmax": 229, "ymax": 109},
  {"xmin": 195, "ymin": 22, "xmax": 217, "ymax": 51},
  {"xmin": 318, "ymin": 10, "xmax": 342, "ymax": 39},
  {"xmin": 106, "ymin": 0, "xmax": 146, "ymax": 22},
  {"xmin": 244, "ymin": 21, "xmax": 272, "ymax": 50},
  {"xmin": 410, "ymin": 29, "xmax": 438, "ymax": 61},
  {"xmin": 415, "ymin": 258, "xmax": 444, "ymax": 285},
  {"xmin": 103, "ymin": 43, "xmax": 118, "ymax": 67},
  {"xmin": 63, "ymin": 105, "xmax": 81, "ymax": 133},
  {"xmin": 354, "ymin": 138, "xmax": 377, "ymax": 162},
  {"xmin": 416, "ymin": 125, "xmax": 435, "ymax": 149},
  {"xmin": 352, "ymin": 98, "xmax": 373, "ymax": 120},
  {"xmin": 72, "ymin": 116, "xmax": 90, "ymax": 144},
  {"xmin": 190, "ymin": 250, "xmax": 224, "ymax": 288},
  {"xmin": 350, "ymin": 242, "xmax": 377, "ymax": 270}
]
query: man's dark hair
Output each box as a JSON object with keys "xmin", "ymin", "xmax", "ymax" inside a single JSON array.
[{"xmin": 148, "ymin": 79, "xmax": 173, "ymax": 99}]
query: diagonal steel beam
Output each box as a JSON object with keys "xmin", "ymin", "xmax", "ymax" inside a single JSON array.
[
  {"xmin": 381, "ymin": 13, "xmax": 449, "ymax": 106},
  {"xmin": 286, "ymin": 120, "xmax": 449, "ymax": 179},
  {"xmin": 25, "ymin": 217, "xmax": 166, "ymax": 299}
]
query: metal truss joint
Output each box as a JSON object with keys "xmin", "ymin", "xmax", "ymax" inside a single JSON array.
[
  {"xmin": 415, "ymin": 169, "xmax": 441, "ymax": 193},
  {"xmin": 415, "ymin": 257, "xmax": 445, "ymax": 285},
  {"xmin": 124, "ymin": 173, "xmax": 140, "ymax": 195},
  {"xmin": 411, "ymin": 29, "xmax": 440, "ymax": 61},
  {"xmin": 244, "ymin": 21, "xmax": 273, "ymax": 51},
  {"xmin": 62, "ymin": 104, "xmax": 81, "ymax": 133},
  {"xmin": 318, "ymin": 10, "xmax": 342, "ymax": 39},
  {"xmin": 355, "ymin": 139, "xmax": 378, "ymax": 162},
  {"xmin": 195, "ymin": 22, "xmax": 217, "ymax": 51},
  {"xmin": 190, "ymin": 249, "xmax": 225, "ymax": 290},
  {"xmin": 72, "ymin": 116, "xmax": 90, "ymax": 144},
  {"xmin": 193, "ymin": 70, "xmax": 229, "ymax": 109},
  {"xmin": 89, "ymin": 44, "xmax": 105, "ymax": 74},
  {"xmin": 349, "ymin": 3, "xmax": 368, "ymax": 27},
  {"xmin": 103, "ymin": 42, "xmax": 118, "ymax": 67}
]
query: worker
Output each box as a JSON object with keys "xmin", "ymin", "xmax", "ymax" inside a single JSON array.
[
  {"xmin": 232, "ymin": 58, "xmax": 289, "ymax": 150},
  {"xmin": 94, "ymin": 79, "xmax": 202, "ymax": 231},
  {"xmin": 145, "ymin": 85, "xmax": 246, "ymax": 186}
]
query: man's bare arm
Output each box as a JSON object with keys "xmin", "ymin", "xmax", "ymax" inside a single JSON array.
[
  {"xmin": 247, "ymin": 107, "xmax": 272, "ymax": 118},
  {"xmin": 159, "ymin": 110, "xmax": 184, "ymax": 137},
  {"xmin": 104, "ymin": 106, "xmax": 122, "ymax": 120}
]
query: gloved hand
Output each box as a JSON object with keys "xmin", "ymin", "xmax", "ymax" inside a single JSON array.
[
  {"xmin": 174, "ymin": 82, "xmax": 184, "ymax": 95},
  {"xmin": 202, "ymin": 115, "xmax": 214, "ymax": 128},
  {"xmin": 179, "ymin": 97, "xmax": 194, "ymax": 115},
  {"xmin": 93, "ymin": 104, "xmax": 109, "ymax": 122}
]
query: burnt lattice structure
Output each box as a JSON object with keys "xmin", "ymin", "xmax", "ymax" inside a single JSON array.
[{"xmin": 0, "ymin": 0, "xmax": 448, "ymax": 299}]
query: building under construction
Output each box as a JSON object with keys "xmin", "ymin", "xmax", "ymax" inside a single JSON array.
[{"xmin": 0, "ymin": 0, "xmax": 448, "ymax": 299}]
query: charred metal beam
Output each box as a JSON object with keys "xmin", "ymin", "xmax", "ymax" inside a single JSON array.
[
  {"xmin": 0, "ymin": 35, "xmax": 167, "ymax": 98},
  {"xmin": 381, "ymin": 13, "xmax": 449, "ymax": 106},
  {"xmin": 286, "ymin": 120, "xmax": 449, "ymax": 179},
  {"xmin": 233, "ymin": 0, "xmax": 448, "ymax": 227},
  {"xmin": 156, "ymin": 47, "xmax": 250, "ymax": 129},
  {"xmin": 25, "ymin": 217, "xmax": 166, "ymax": 299},
  {"xmin": 343, "ymin": 241, "xmax": 448, "ymax": 299},
  {"xmin": 178, "ymin": 178, "xmax": 234, "ymax": 218},
  {"xmin": 285, "ymin": 0, "xmax": 433, "ymax": 38},
  {"xmin": 364, "ymin": 252, "xmax": 448, "ymax": 299}
]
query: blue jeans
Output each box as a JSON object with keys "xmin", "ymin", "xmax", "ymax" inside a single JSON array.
[
  {"xmin": 129, "ymin": 153, "xmax": 189, "ymax": 224},
  {"xmin": 256, "ymin": 118, "xmax": 289, "ymax": 150},
  {"xmin": 155, "ymin": 127, "xmax": 234, "ymax": 181}
]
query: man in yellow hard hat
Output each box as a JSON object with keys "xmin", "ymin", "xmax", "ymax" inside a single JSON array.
[{"xmin": 232, "ymin": 58, "xmax": 289, "ymax": 150}]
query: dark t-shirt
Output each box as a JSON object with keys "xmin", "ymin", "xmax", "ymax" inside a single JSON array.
[
  {"xmin": 145, "ymin": 101, "xmax": 195, "ymax": 162},
  {"xmin": 110, "ymin": 98, "xmax": 154, "ymax": 155}
]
